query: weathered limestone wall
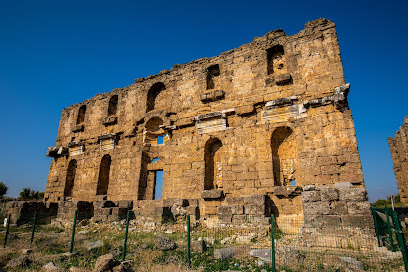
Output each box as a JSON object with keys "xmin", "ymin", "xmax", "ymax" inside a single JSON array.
[
  {"xmin": 388, "ymin": 116, "xmax": 408, "ymax": 202},
  {"xmin": 298, "ymin": 183, "xmax": 376, "ymax": 249},
  {"xmin": 45, "ymin": 18, "xmax": 364, "ymax": 221}
]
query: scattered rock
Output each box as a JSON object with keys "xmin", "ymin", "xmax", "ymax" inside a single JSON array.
[
  {"xmin": 236, "ymin": 234, "xmax": 254, "ymax": 244},
  {"xmin": 110, "ymin": 249, "xmax": 122, "ymax": 258},
  {"xmin": 154, "ymin": 235, "xmax": 177, "ymax": 251},
  {"xmin": 164, "ymin": 255, "xmax": 180, "ymax": 264},
  {"xmin": 6, "ymin": 256, "xmax": 31, "ymax": 268},
  {"xmin": 92, "ymin": 254, "xmax": 119, "ymax": 272},
  {"xmin": 112, "ymin": 264, "xmax": 133, "ymax": 272},
  {"xmin": 257, "ymin": 259, "xmax": 265, "ymax": 266},
  {"xmin": 138, "ymin": 244, "xmax": 149, "ymax": 250},
  {"xmin": 214, "ymin": 246, "xmax": 249, "ymax": 260},
  {"xmin": 21, "ymin": 248, "xmax": 33, "ymax": 255},
  {"xmin": 7, "ymin": 233, "xmax": 19, "ymax": 240},
  {"xmin": 191, "ymin": 239, "xmax": 207, "ymax": 252},
  {"xmin": 86, "ymin": 240, "xmax": 104, "ymax": 251},
  {"xmin": 78, "ymin": 230, "xmax": 90, "ymax": 235},
  {"xmin": 203, "ymin": 237, "xmax": 215, "ymax": 246},
  {"xmin": 339, "ymin": 256, "xmax": 365, "ymax": 271},
  {"xmin": 276, "ymin": 245, "xmax": 305, "ymax": 263},
  {"xmin": 43, "ymin": 262, "xmax": 61, "ymax": 272},
  {"xmin": 78, "ymin": 219, "xmax": 90, "ymax": 226},
  {"xmin": 249, "ymin": 249, "xmax": 272, "ymax": 262}
]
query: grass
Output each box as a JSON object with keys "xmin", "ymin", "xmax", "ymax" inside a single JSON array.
[{"xmin": 0, "ymin": 218, "xmax": 405, "ymax": 271}]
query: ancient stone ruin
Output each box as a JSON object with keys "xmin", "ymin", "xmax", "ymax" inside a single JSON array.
[
  {"xmin": 388, "ymin": 116, "xmax": 408, "ymax": 202},
  {"xmin": 17, "ymin": 18, "xmax": 371, "ymax": 234}
]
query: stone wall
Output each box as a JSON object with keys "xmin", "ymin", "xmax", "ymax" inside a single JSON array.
[
  {"xmin": 298, "ymin": 183, "xmax": 376, "ymax": 249},
  {"xmin": 44, "ymin": 18, "xmax": 365, "ymax": 221},
  {"xmin": 5, "ymin": 201, "xmax": 58, "ymax": 225},
  {"xmin": 388, "ymin": 116, "xmax": 408, "ymax": 202}
]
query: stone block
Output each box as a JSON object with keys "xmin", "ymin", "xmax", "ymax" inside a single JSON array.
[
  {"xmin": 322, "ymin": 215, "xmax": 341, "ymax": 227},
  {"xmin": 201, "ymin": 190, "xmax": 223, "ymax": 199},
  {"xmin": 338, "ymin": 188, "xmax": 367, "ymax": 201},
  {"xmin": 218, "ymin": 214, "xmax": 232, "ymax": 223},
  {"xmin": 117, "ymin": 201, "xmax": 133, "ymax": 208},
  {"xmin": 244, "ymin": 204, "xmax": 265, "ymax": 215},
  {"xmin": 275, "ymin": 73, "xmax": 292, "ymax": 85},
  {"xmin": 303, "ymin": 185, "xmax": 316, "ymax": 191},
  {"xmin": 302, "ymin": 191, "xmax": 321, "ymax": 202},
  {"xmin": 303, "ymin": 201, "xmax": 330, "ymax": 215},
  {"xmin": 333, "ymin": 182, "xmax": 353, "ymax": 189},
  {"xmin": 304, "ymin": 215, "xmax": 323, "ymax": 228},
  {"xmin": 346, "ymin": 201, "xmax": 371, "ymax": 215},
  {"xmin": 274, "ymin": 186, "xmax": 287, "ymax": 196},
  {"xmin": 330, "ymin": 201, "xmax": 348, "ymax": 215},
  {"xmin": 236, "ymin": 105, "xmax": 254, "ymax": 116},
  {"xmin": 218, "ymin": 205, "xmax": 244, "ymax": 215},
  {"xmin": 320, "ymin": 187, "xmax": 338, "ymax": 201},
  {"xmin": 341, "ymin": 215, "xmax": 374, "ymax": 229}
]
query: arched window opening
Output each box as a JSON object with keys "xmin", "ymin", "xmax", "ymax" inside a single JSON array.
[
  {"xmin": 64, "ymin": 159, "xmax": 77, "ymax": 197},
  {"xmin": 146, "ymin": 82, "xmax": 166, "ymax": 112},
  {"xmin": 267, "ymin": 45, "xmax": 285, "ymax": 75},
  {"xmin": 271, "ymin": 127, "xmax": 296, "ymax": 186},
  {"xmin": 206, "ymin": 64, "xmax": 220, "ymax": 90},
  {"xmin": 144, "ymin": 117, "xmax": 169, "ymax": 145},
  {"xmin": 76, "ymin": 105, "xmax": 86, "ymax": 125},
  {"xmin": 204, "ymin": 138, "xmax": 223, "ymax": 190},
  {"xmin": 107, "ymin": 95, "xmax": 118, "ymax": 116},
  {"xmin": 97, "ymin": 154, "xmax": 111, "ymax": 195}
]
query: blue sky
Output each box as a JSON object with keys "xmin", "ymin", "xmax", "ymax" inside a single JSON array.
[{"xmin": 0, "ymin": 0, "xmax": 407, "ymax": 201}]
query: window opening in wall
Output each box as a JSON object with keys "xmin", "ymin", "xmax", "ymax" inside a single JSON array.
[
  {"xmin": 154, "ymin": 170, "xmax": 163, "ymax": 200},
  {"xmin": 107, "ymin": 95, "xmax": 118, "ymax": 116},
  {"xmin": 206, "ymin": 64, "xmax": 220, "ymax": 90},
  {"xmin": 76, "ymin": 105, "xmax": 86, "ymax": 124},
  {"xmin": 152, "ymin": 158, "xmax": 159, "ymax": 162},
  {"xmin": 97, "ymin": 154, "xmax": 111, "ymax": 195},
  {"xmin": 204, "ymin": 138, "xmax": 223, "ymax": 190},
  {"xmin": 267, "ymin": 45, "xmax": 284, "ymax": 75},
  {"xmin": 146, "ymin": 82, "xmax": 166, "ymax": 112},
  {"xmin": 157, "ymin": 134, "xmax": 167, "ymax": 145},
  {"xmin": 64, "ymin": 159, "xmax": 77, "ymax": 197},
  {"xmin": 290, "ymin": 180, "xmax": 296, "ymax": 186}
]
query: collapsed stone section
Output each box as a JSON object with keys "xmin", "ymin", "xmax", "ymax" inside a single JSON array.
[
  {"xmin": 41, "ymin": 18, "xmax": 368, "ymax": 228},
  {"xmin": 388, "ymin": 116, "xmax": 408, "ymax": 202}
]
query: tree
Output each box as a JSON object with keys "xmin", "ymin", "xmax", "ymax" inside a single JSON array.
[
  {"xmin": 19, "ymin": 188, "xmax": 44, "ymax": 200},
  {"xmin": 0, "ymin": 182, "xmax": 8, "ymax": 197}
]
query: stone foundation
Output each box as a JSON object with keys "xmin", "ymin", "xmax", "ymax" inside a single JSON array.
[{"xmin": 296, "ymin": 183, "xmax": 376, "ymax": 249}]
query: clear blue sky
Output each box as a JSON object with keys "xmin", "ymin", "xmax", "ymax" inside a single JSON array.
[{"xmin": 0, "ymin": 0, "xmax": 407, "ymax": 201}]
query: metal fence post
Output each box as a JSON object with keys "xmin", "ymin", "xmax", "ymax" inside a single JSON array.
[
  {"xmin": 122, "ymin": 211, "xmax": 130, "ymax": 262},
  {"xmin": 271, "ymin": 215, "xmax": 276, "ymax": 272},
  {"xmin": 371, "ymin": 208, "xmax": 381, "ymax": 246},
  {"xmin": 385, "ymin": 206, "xmax": 396, "ymax": 252},
  {"xmin": 187, "ymin": 215, "xmax": 191, "ymax": 268},
  {"xmin": 3, "ymin": 214, "xmax": 10, "ymax": 248},
  {"xmin": 391, "ymin": 211, "xmax": 408, "ymax": 272},
  {"xmin": 70, "ymin": 209, "xmax": 77, "ymax": 254},
  {"xmin": 30, "ymin": 211, "xmax": 37, "ymax": 245}
]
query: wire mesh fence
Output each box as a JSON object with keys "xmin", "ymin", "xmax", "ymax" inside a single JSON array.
[{"xmin": 0, "ymin": 209, "xmax": 407, "ymax": 271}]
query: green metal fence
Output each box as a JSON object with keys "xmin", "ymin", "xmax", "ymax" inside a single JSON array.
[{"xmin": 0, "ymin": 209, "xmax": 408, "ymax": 271}]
